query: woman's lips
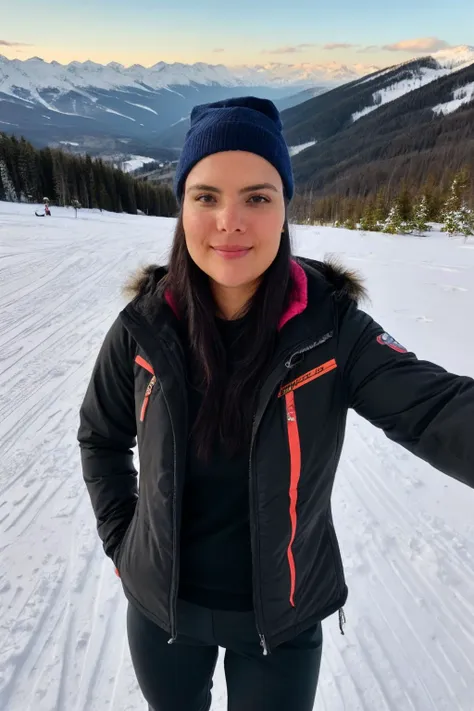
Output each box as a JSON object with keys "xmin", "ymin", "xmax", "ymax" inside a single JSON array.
[{"xmin": 212, "ymin": 246, "xmax": 252, "ymax": 260}]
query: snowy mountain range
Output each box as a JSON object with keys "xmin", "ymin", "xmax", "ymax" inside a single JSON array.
[
  {"xmin": 0, "ymin": 54, "xmax": 357, "ymax": 156},
  {"xmin": 0, "ymin": 45, "xmax": 473, "ymax": 161},
  {"xmin": 0, "ymin": 55, "xmax": 373, "ymax": 96}
]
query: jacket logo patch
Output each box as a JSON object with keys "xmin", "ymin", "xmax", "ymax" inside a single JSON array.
[
  {"xmin": 278, "ymin": 359, "xmax": 337, "ymax": 397},
  {"xmin": 376, "ymin": 332, "xmax": 407, "ymax": 354}
]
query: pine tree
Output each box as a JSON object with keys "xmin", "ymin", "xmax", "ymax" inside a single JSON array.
[
  {"xmin": 442, "ymin": 204, "xmax": 474, "ymax": 237},
  {"xmin": 383, "ymin": 205, "xmax": 404, "ymax": 234},
  {"xmin": 359, "ymin": 203, "xmax": 379, "ymax": 231},
  {"xmin": 7, "ymin": 135, "xmax": 21, "ymax": 197},
  {"xmin": 373, "ymin": 189, "xmax": 388, "ymax": 228},
  {"xmin": 397, "ymin": 183, "xmax": 413, "ymax": 222},
  {"xmin": 459, "ymin": 206, "xmax": 474, "ymax": 238},
  {"xmin": 17, "ymin": 137, "xmax": 37, "ymax": 201},
  {"xmin": 39, "ymin": 147, "xmax": 55, "ymax": 203},
  {"xmin": 412, "ymin": 195, "xmax": 432, "ymax": 234},
  {"xmin": 52, "ymin": 151, "xmax": 68, "ymax": 205},
  {"xmin": 441, "ymin": 170, "xmax": 472, "ymax": 237},
  {"xmin": 0, "ymin": 159, "xmax": 17, "ymax": 201}
]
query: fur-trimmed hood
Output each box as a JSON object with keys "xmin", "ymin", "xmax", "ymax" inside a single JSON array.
[
  {"xmin": 300, "ymin": 257, "xmax": 368, "ymax": 305},
  {"xmin": 122, "ymin": 256, "xmax": 368, "ymax": 310}
]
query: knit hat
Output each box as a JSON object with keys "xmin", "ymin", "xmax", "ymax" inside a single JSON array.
[{"xmin": 173, "ymin": 96, "xmax": 294, "ymax": 203}]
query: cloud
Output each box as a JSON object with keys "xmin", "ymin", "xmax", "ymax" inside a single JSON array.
[
  {"xmin": 261, "ymin": 43, "xmax": 316, "ymax": 55},
  {"xmin": 382, "ymin": 37, "xmax": 450, "ymax": 53},
  {"xmin": 0, "ymin": 39, "xmax": 32, "ymax": 47},
  {"xmin": 323, "ymin": 43, "xmax": 359, "ymax": 50},
  {"xmin": 213, "ymin": 48, "xmax": 225, "ymax": 53},
  {"xmin": 357, "ymin": 45, "xmax": 380, "ymax": 53}
]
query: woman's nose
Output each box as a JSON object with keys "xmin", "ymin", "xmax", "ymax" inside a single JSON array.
[{"xmin": 216, "ymin": 205, "xmax": 246, "ymax": 233}]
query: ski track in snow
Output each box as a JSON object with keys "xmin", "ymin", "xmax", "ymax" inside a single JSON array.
[{"xmin": 0, "ymin": 204, "xmax": 473, "ymax": 710}]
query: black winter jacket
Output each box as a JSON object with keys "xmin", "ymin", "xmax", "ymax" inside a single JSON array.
[{"xmin": 78, "ymin": 257, "xmax": 474, "ymax": 653}]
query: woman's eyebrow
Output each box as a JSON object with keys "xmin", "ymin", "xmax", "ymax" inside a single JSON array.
[
  {"xmin": 187, "ymin": 183, "xmax": 279, "ymax": 194},
  {"xmin": 240, "ymin": 183, "xmax": 279, "ymax": 194}
]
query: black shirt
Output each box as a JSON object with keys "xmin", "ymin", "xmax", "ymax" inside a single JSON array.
[{"xmin": 178, "ymin": 315, "xmax": 254, "ymax": 611}]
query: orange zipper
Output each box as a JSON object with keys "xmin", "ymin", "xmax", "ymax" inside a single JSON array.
[
  {"xmin": 134, "ymin": 355, "xmax": 156, "ymax": 422},
  {"xmin": 140, "ymin": 375, "xmax": 156, "ymax": 422},
  {"xmin": 285, "ymin": 390, "xmax": 301, "ymax": 608}
]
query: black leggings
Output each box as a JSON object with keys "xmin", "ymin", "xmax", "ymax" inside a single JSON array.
[{"xmin": 127, "ymin": 599, "xmax": 323, "ymax": 711}]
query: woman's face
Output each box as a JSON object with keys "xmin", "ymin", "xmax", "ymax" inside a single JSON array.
[{"xmin": 182, "ymin": 151, "xmax": 286, "ymax": 292}]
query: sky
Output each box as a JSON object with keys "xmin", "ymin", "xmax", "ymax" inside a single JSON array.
[{"xmin": 0, "ymin": 0, "xmax": 473, "ymax": 69}]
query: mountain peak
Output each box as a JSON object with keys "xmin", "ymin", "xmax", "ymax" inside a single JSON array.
[{"xmin": 432, "ymin": 45, "xmax": 474, "ymax": 70}]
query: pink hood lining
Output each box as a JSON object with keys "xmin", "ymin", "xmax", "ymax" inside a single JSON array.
[
  {"xmin": 164, "ymin": 258, "xmax": 308, "ymax": 331},
  {"xmin": 278, "ymin": 260, "xmax": 308, "ymax": 330}
]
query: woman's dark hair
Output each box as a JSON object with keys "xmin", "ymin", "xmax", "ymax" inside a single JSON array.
[{"xmin": 165, "ymin": 210, "xmax": 293, "ymax": 460}]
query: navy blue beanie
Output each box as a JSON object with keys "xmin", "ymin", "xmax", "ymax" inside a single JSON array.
[{"xmin": 173, "ymin": 96, "xmax": 294, "ymax": 203}]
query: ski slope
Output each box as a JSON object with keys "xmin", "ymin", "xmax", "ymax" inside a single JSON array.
[{"xmin": 0, "ymin": 202, "xmax": 473, "ymax": 711}]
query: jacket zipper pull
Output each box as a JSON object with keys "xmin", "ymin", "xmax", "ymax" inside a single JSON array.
[
  {"xmin": 168, "ymin": 635, "xmax": 177, "ymax": 645},
  {"xmin": 140, "ymin": 375, "xmax": 157, "ymax": 422},
  {"xmin": 260, "ymin": 634, "xmax": 269, "ymax": 656},
  {"xmin": 338, "ymin": 607, "xmax": 346, "ymax": 635}
]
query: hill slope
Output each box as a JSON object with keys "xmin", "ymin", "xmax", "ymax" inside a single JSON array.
[{"xmin": 283, "ymin": 49, "xmax": 474, "ymax": 197}]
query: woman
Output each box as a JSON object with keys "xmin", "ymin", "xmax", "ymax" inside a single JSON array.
[{"xmin": 78, "ymin": 97, "xmax": 474, "ymax": 711}]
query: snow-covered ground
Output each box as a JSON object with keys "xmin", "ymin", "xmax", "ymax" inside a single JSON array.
[
  {"xmin": 433, "ymin": 81, "xmax": 474, "ymax": 116},
  {"xmin": 119, "ymin": 155, "xmax": 156, "ymax": 173},
  {"xmin": 1, "ymin": 202, "xmax": 473, "ymax": 711}
]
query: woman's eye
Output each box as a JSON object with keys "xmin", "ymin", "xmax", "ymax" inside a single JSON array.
[
  {"xmin": 194, "ymin": 194, "xmax": 270, "ymax": 205},
  {"xmin": 248, "ymin": 195, "xmax": 270, "ymax": 204}
]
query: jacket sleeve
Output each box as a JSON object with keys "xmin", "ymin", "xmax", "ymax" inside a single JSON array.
[
  {"xmin": 78, "ymin": 315, "xmax": 138, "ymax": 564},
  {"xmin": 339, "ymin": 300, "xmax": 474, "ymax": 489}
]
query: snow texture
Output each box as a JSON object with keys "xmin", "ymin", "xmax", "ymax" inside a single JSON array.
[
  {"xmin": 0, "ymin": 202, "xmax": 473, "ymax": 711},
  {"xmin": 103, "ymin": 108, "xmax": 136, "ymax": 122},
  {"xmin": 432, "ymin": 81, "xmax": 474, "ymax": 115},
  {"xmin": 118, "ymin": 156, "xmax": 156, "ymax": 173},
  {"xmin": 124, "ymin": 102, "xmax": 159, "ymax": 115},
  {"xmin": 289, "ymin": 141, "xmax": 317, "ymax": 156}
]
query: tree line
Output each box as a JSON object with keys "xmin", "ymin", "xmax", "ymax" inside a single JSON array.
[
  {"xmin": 289, "ymin": 169, "xmax": 474, "ymax": 237},
  {"xmin": 0, "ymin": 133, "xmax": 177, "ymax": 217},
  {"xmin": 1, "ymin": 131, "xmax": 472, "ymax": 237}
]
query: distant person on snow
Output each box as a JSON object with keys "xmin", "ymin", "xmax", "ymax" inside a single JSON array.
[
  {"xmin": 35, "ymin": 204, "xmax": 51, "ymax": 217},
  {"xmin": 78, "ymin": 97, "xmax": 474, "ymax": 711}
]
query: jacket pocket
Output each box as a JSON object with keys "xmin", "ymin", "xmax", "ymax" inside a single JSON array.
[{"xmin": 114, "ymin": 506, "xmax": 138, "ymax": 571}]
